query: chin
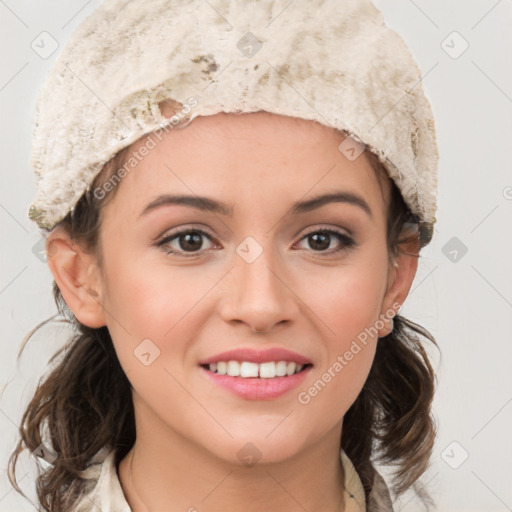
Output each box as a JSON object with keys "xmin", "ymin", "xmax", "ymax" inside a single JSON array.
[{"xmin": 206, "ymin": 427, "xmax": 311, "ymax": 468}]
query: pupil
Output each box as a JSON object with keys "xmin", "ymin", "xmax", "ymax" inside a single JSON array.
[
  {"xmin": 181, "ymin": 232, "xmax": 202, "ymax": 251},
  {"xmin": 310, "ymin": 233, "xmax": 329, "ymax": 251}
]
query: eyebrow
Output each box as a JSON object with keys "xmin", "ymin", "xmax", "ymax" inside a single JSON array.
[{"xmin": 138, "ymin": 191, "xmax": 373, "ymax": 219}]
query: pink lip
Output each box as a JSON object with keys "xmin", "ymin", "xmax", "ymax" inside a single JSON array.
[
  {"xmin": 199, "ymin": 347, "xmax": 312, "ymax": 365},
  {"xmin": 199, "ymin": 365, "xmax": 312, "ymax": 400}
]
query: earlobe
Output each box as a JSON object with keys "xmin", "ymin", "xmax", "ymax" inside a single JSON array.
[
  {"xmin": 377, "ymin": 235, "xmax": 420, "ymax": 337},
  {"xmin": 45, "ymin": 227, "xmax": 107, "ymax": 328}
]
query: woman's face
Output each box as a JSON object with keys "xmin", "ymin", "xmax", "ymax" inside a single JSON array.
[{"xmin": 58, "ymin": 112, "xmax": 409, "ymax": 465}]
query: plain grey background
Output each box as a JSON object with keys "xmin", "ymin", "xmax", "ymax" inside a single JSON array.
[{"xmin": 1, "ymin": 1, "xmax": 511, "ymax": 511}]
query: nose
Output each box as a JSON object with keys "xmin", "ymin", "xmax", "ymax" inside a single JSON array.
[{"xmin": 219, "ymin": 245, "xmax": 299, "ymax": 334}]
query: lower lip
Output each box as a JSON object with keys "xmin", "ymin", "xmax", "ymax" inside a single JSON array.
[{"xmin": 199, "ymin": 365, "xmax": 312, "ymax": 400}]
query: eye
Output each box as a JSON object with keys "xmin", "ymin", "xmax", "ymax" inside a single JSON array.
[
  {"xmin": 296, "ymin": 228, "xmax": 356, "ymax": 255},
  {"xmin": 155, "ymin": 228, "xmax": 215, "ymax": 256},
  {"xmin": 155, "ymin": 226, "xmax": 356, "ymax": 257}
]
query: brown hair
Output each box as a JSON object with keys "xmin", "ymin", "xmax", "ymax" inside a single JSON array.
[{"xmin": 8, "ymin": 131, "xmax": 438, "ymax": 511}]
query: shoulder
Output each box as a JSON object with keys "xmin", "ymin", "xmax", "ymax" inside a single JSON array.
[
  {"xmin": 367, "ymin": 470, "xmax": 395, "ymax": 512},
  {"xmin": 341, "ymin": 450, "xmax": 395, "ymax": 512},
  {"xmin": 70, "ymin": 447, "xmax": 132, "ymax": 512}
]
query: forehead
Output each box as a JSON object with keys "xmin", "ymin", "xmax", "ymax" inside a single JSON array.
[{"xmin": 100, "ymin": 112, "xmax": 389, "ymax": 223}]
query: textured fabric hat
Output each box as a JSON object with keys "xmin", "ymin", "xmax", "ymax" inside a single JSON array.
[{"xmin": 28, "ymin": 0, "xmax": 438, "ymax": 234}]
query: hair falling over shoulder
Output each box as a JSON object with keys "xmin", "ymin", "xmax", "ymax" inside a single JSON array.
[{"xmin": 8, "ymin": 150, "xmax": 438, "ymax": 511}]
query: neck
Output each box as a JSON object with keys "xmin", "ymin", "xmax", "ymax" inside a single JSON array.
[{"xmin": 118, "ymin": 402, "xmax": 347, "ymax": 512}]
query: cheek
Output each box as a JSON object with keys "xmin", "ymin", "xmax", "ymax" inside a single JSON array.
[
  {"xmin": 297, "ymin": 254, "xmax": 388, "ymax": 414},
  {"xmin": 100, "ymin": 252, "xmax": 216, "ymax": 358},
  {"xmin": 304, "ymin": 252, "xmax": 388, "ymax": 342},
  {"xmin": 100, "ymin": 259, "xmax": 210, "ymax": 413}
]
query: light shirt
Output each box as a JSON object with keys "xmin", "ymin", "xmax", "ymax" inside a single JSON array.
[{"xmin": 71, "ymin": 447, "xmax": 393, "ymax": 511}]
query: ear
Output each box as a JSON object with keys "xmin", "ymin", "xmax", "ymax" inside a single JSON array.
[
  {"xmin": 377, "ymin": 231, "xmax": 420, "ymax": 337},
  {"xmin": 45, "ymin": 226, "xmax": 107, "ymax": 328}
]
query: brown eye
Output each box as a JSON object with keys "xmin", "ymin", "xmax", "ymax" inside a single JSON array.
[
  {"xmin": 176, "ymin": 232, "xmax": 204, "ymax": 252},
  {"xmin": 297, "ymin": 229, "xmax": 356, "ymax": 254},
  {"xmin": 156, "ymin": 229, "xmax": 214, "ymax": 255}
]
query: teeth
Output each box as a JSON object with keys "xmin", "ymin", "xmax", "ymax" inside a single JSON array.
[
  {"xmin": 259, "ymin": 362, "xmax": 276, "ymax": 378},
  {"xmin": 275, "ymin": 361, "xmax": 287, "ymax": 377},
  {"xmin": 227, "ymin": 361, "xmax": 240, "ymax": 376},
  {"xmin": 240, "ymin": 361, "xmax": 259, "ymax": 377},
  {"xmin": 217, "ymin": 361, "xmax": 227, "ymax": 375},
  {"xmin": 207, "ymin": 360, "xmax": 306, "ymax": 378}
]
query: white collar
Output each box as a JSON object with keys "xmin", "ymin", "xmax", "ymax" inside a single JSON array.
[{"xmin": 72, "ymin": 448, "xmax": 371, "ymax": 511}]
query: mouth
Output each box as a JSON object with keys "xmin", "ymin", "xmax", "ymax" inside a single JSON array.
[
  {"xmin": 200, "ymin": 361, "xmax": 313, "ymax": 378},
  {"xmin": 198, "ymin": 347, "xmax": 313, "ymax": 399}
]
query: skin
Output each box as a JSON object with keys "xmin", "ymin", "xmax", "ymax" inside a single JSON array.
[{"xmin": 47, "ymin": 111, "xmax": 418, "ymax": 512}]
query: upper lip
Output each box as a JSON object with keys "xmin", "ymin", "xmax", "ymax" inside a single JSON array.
[{"xmin": 199, "ymin": 348, "xmax": 312, "ymax": 365}]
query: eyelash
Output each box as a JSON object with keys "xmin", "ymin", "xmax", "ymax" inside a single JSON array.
[{"xmin": 155, "ymin": 226, "xmax": 356, "ymax": 258}]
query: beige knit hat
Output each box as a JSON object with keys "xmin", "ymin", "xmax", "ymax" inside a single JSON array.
[{"xmin": 28, "ymin": 0, "xmax": 438, "ymax": 237}]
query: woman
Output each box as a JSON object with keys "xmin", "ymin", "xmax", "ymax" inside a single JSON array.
[{"xmin": 9, "ymin": 0, "xmax": 438, "ymax": 510}]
